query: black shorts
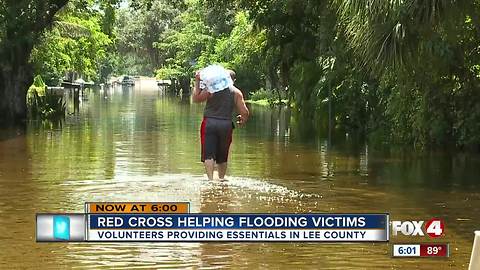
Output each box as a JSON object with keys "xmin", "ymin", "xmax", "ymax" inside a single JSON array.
[{"xmin": 200, "ymin": 117, "xmax": 233, "ymax": 163}]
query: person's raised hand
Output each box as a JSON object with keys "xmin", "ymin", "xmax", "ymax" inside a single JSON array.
[{"xmin": 195, "ymin": 71, "xmax": 201, "ymax": 81}]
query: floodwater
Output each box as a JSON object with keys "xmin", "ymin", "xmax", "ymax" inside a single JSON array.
[{"xmin": 0, "ymin": 79, "xmax": 479, "ymax": 269}]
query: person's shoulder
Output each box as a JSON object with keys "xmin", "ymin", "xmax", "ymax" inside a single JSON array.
[{"xmin": 230, "ymin": 86, "xmax": 244, "ymax": 97}]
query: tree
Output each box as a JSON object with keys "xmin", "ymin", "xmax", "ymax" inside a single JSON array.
[
  {"xmin": 197, "ymin": 11, "xmax": 266, "ymax": 93},
  {"xmin": 333, "ymin": 0, "xmax": 474, "ymax": 72},
  {"xmin": 115, "ymin": 0, "xmax": 181, "ymax": 76},
  {"xmin": 334, "ymin": 0, "xmax": 480, "ymax": 147},
  {"xmin": 31, "ymin": 3, "xmax": 112, "ymax": 85},
  {"xmin": 155, "ymin": 0, "xmax": 215, "ymax": 93},
  {"xmin": 0, "ymin": 0, "xmax": 69, "ymax": 124}
]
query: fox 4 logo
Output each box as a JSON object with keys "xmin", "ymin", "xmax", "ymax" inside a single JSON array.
[{"xmin": 391, "ymin": 218, "xmax": 445, "ymax": 238}]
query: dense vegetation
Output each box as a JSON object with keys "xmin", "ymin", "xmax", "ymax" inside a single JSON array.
[
  {"xmin": 0, "ymin": 0, "xmax": 69, "ymax": 122},
  {"xmin": 31, "ymin": 1, "xmax": 114, "ymax": 86},
  {"xmin": 2, "ymin": 0, "xmax": 480, "ymax": 150}
]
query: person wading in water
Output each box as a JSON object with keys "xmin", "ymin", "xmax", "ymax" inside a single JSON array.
[{"xmin": 192, "ymin": 69, "xmax": 249, "ymax": 180}]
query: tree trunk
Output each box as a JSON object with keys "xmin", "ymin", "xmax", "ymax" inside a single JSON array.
[
  {"xmin": 0, "ymin": 31, "xmax": 35, "ymax": 125},
  {"xmin": 179, "ymin": 76, "xmax": 190, "ymax": 97},
  {"xmin": 267, "ymin": 64, "xmax": 280, "ymax": 91},
  {"xmin": 0, "ymin": 59, "xmax": 33, "ymax": 125}
]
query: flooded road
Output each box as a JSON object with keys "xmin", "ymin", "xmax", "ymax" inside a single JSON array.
[{"xmin": 0, "ymin": 80, "xmax": 479, "ymax": 269}]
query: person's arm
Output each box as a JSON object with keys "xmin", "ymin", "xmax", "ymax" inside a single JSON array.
[
  {"xmin": 234, "ymin": 87, "xmax": 249, "ymax": 126},
  {"xmin": 192, "ymin": 72, "xmax": 211, "ymax": 103}
]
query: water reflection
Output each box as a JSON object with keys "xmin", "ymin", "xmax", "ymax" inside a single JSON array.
[{"xmin": 0, "ymin": 80, "xmax": 478, "ymax": 269}]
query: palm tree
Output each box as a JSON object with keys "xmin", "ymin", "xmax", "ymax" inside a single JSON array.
[{"xmin": 333, "ymin": 0, "xmax": 474, "ymax": 73}]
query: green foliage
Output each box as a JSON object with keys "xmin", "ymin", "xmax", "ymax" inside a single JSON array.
[
  {"xmin": 30, "ymin": 28, "xmax": 71, "ymax": 85},
  {"xmin": 29, "ymin": 91, "xmax": 67, "ymax": 120},
  {"xmin": 18, "ymin": 0, "xmax": 480, "ymax": 149},
  {"xmin": 198, "ymin": 11, "xmax": 266, "ymax": 92},
  {"xmin": 226, "ymin": 0, "xmax": 480, "ymax": 149},
  {"xmin": 114, "ymin": 1, "xmax": 181, "ymax": 76},
  {"xmin": 249, "ymin": 89, "xmax": 273, "ymax": 101},
  {"xmin": 27, "ymin": 75, "xmax": 66, "ymax": 120},
  {"xmin": 154, "ymin": 0, "xmax": 215, "ymax": 80},
  {"xmin": 114, "ymin": 1, "xmax": 266, "ymax": 92},
  {"xmin": 156, "ymin": 65, "xmax": 184, "ymax": 79},
  {"xmin": 333, "ymin": 0, "xmax": 470, "ymax": 74},
  {"xmin": 27, "ymin": 75, "xmax": 47, "ymax": 104},
  {"xmin": 151, "ymin": 1, "xmax": 265, "ymax": 92},
  {"xmin": 31, "ymin": 1, "xmax": 112, "ymax": 85}
]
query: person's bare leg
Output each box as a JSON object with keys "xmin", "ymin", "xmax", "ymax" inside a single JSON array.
[
  {"xmin": 204, "ymin": 159, "xmax": 215, "ymax": 180},
  {"xmin": 218, "ymin": 162, "xmax": 228, "ymax": 180}
]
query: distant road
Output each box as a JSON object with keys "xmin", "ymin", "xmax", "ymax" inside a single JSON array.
[{"xmin": 134, "ymin": 77, "xmax": 158, "ymax": 90}]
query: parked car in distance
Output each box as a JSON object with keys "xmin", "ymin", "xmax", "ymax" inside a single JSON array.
[{"xmin": 122, "ymin": 76, "xmax": 135, "ymax": 86}]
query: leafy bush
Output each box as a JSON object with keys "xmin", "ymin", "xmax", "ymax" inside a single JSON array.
[
  {"xmin": 27, "ymin": 75, "xmax": 46, "ymax": 99},
  {"xmin": 155, "ymin": 65, "xmax": 184, "ymax": 79},
  {"xmin": 27, "ymin": 75, "xmax": 66, "ymax": 120},
  {"xmin": 249, "ymin": 88, "xmax": 275, "ymax": 101}
]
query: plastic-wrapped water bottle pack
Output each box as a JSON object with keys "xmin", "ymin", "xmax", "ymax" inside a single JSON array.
[{"xmin": 199, "ymin": 65, "xmax": 233, "ymax": 93}]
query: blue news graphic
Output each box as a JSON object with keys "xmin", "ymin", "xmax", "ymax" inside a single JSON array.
[
  {"xmin": 53, "ymin": 215, "xmax": 70, "ymax": 240},
  {"xmin": 89, "ymin": 214, "xmax": 387, "ymax": 229}
]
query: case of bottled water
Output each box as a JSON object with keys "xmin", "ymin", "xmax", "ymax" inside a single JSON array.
[{"xmin": 199, "ymin": 65, "xmax": 233, "ymax": 93}]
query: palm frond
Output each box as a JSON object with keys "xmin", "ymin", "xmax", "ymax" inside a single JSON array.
[
  {"xmin": 334, "ymin": 0, "xmax": 467, "ymax": 73},
  {"xmin": 53, "ymin": 20, "xmax": 91, "ymax": 38}
]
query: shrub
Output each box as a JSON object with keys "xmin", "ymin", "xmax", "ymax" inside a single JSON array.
[
  {"xmin": 27, "ymin": 75, "xmax": 66, "ymax": 120},
  {"xmin": 249, "ymin": 88, "xmax": 275, "ymax": 101}
]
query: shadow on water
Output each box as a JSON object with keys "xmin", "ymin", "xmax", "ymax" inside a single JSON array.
[
  {"xmin": 0, "ymin": 125, "xmax": 26, "ymax": 142},
  {"xmin": 246, "ymin": 103, "xmax": 480, "ymax": 191}
]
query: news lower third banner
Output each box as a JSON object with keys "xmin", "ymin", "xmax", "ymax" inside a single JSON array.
[
  {"xmin": 37, "ymin": 210, "xmax": 389, "ymax": 242},
  {"xmin": 87, "ymin": 214, "xmax": 388, "ymax": 242}
]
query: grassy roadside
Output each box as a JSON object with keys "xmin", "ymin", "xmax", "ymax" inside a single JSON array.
[
  {"xmin": 245, "ymin": 99, "xmax": 289, "ymax": 106},
  {"xmin": 245, "ymin": 99, "xmax": 270, "ymax": 106}
]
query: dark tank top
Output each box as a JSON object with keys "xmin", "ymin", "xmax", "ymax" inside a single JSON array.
[{"xmin": 204, "ymin": 87, "xmax": 235, "ymax": 120}]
